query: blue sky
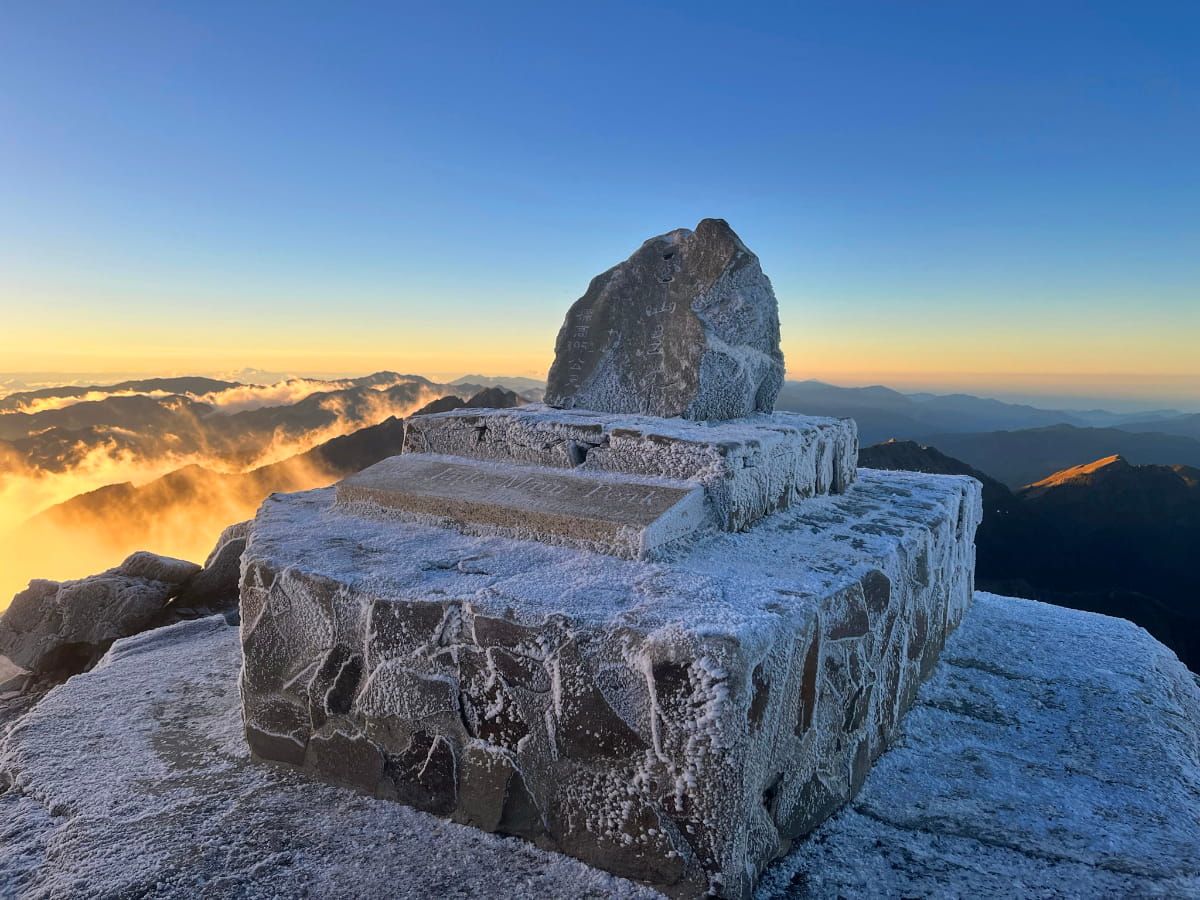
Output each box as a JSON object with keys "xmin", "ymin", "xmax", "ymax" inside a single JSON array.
[{"xmin": 1, "ymin": 1, "xmax": 1197, "ymax": 406}]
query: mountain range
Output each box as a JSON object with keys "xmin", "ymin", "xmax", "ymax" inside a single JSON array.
[
  {"xmin": 1114, "ymin": 412, "xmax": 1200, "ymax": 441},
  {"xmin": 2, "ymin": 373, "xmax": 1197, "ymax": 670},
  {"xmin": 773, "ymin": 380, "xmax": 1186, "ymax": 443},
  {"xmin": 862, "ymin": 441, "xmax": 1200, "ymax": 671},
  {"xmin": 6, "ymin": 375, "xmax": 1193, "ymax": 484},
  {"xmin": 0, "ymin": 373, "xmax": 455, "ymax": 473},
  {"xmin": 916, "ymin": 424, "xmax": 1200, "ymax": 488},
  {"xmin": 774, "ymin": 380, "xmax": 1200, "ymax": 486},
  {"xmin": 17, "ymin": 387, "xmax": 523, "ymax": 572}
]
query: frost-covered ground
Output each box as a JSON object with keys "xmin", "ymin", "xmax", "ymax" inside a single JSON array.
[
  {"xmin": 1, "ymin": 593, "xmax": 1198, "ymax": 899},
  {"xmin": 759, "ymin": 592, "xmax": 1200, "ymax": 898}
]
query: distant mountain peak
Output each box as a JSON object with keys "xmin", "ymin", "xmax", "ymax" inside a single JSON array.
[
  {"xmin": 1019, "ymin": 454, "xmax": 1200, "ymax": 506},
  {"xmin": 1065, "ymin": 453, "xmax": 1130, "ymax": 475},
  {"xmin": 1024, "ymin": 454, "xmax": 1132, "ymax": 492}
]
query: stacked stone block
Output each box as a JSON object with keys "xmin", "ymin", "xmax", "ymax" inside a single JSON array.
[
  {"xmin": 402, "ymin": 405, "xmax": 857, "ymax": 533},
  {"xmin": 240, "ymin": 469, "xmax": 980, "ymax": 897}
]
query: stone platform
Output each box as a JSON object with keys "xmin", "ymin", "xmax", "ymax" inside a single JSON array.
[
  {"xmin": 402, "ymin": 405, "xmax": 858, "ymax": 532},
  {"xmin": 239, "ymin": 467, "xmax": 981, "ymax": 898}
]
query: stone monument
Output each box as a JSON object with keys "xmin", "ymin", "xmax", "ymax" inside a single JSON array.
[
  {"xmin": 544, "ymin": 217, "xmax": 785, "ymax": 420},
  {"xmin": 239, "ymin": 219, "xmax": 982, "ymax": 898}
]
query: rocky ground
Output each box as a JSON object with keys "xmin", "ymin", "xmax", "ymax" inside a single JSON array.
[
  {"xmin": 0, "ymin": 592, "xmax": 1196, "ymax": 899},
  {"xmin": 763, "ymin": 593, "xmax": 1200, "ymax": 898}
]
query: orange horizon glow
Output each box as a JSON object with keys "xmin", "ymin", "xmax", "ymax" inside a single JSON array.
[
  {"xmin": 4, "ymin": 285, "xmax": 1197, "ymax": 402},
  {"xmin": 2, "ymin": 341, "xmax": 1196, "ymax": 407}
]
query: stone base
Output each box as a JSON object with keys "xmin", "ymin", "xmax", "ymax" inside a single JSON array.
[
  {"xmin": 402, "ymin": 405, "xmax": 857, "ymax": 531},
  {"xmin": 239, "ymin": 468, "xmax": 981, "ymax": 898}
]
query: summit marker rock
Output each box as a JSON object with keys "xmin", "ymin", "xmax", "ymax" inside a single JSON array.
[{"xmin": 545, "ymin": 218, "xmax": 785, "ymax": 420}]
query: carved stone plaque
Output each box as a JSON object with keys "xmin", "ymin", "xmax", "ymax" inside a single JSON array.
[{"xmin": 335, "ymin": 454, "xmax": 707, "ymax": 558}]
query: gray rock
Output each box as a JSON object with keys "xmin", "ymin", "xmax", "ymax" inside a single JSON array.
[
  {"xmin": 167, "ymin": 520, "xmax": 249, "ymax": 622},
  {"xmin": 545, "ymin": 219, "xmax": 785, "ymax": 421},
  {"xmin": 0, "ymin": 551, "xmax": 200, "ymax": 690}
]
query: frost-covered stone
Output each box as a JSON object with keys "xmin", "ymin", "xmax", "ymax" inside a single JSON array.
[
  {"xmin": 403, "ymin": 405, "xmax": 857, "ymax": 532},
  {"xmin": 239, "ymin": 469, "xmax": 980, "ymax": 898},
  {"xmin": 0, "ymin": 551, "xmax": 199, "ymax": 691},
  {"xmin": 757, "ymin": 592, "xmax": 1200, "ymax": 898},
  {"xmin": 168, "ymin": 519, "xmax": 249, "ymax": 620},
  {"xmin": 336, "ymin": 454, "xmax": 707, "ymax": 559},
  {"xmin": 544, "ymin": 219, "xmax": 785, "ymax": 421},
  {"xmin": 4, "ymin": 594, "xmax": 1197, "ymax": 899}
]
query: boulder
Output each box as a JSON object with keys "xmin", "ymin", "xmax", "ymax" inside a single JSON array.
[
  {"xmin": 545, "ymin": 218, "xmax": 785, "ymax": 420},
  {"xmin": 167, "ymin": 520, "xmax": 249, "ymax": 623},
  {"xmin": 0, "ymin": 551, "xmax": 200, "ymax": 692}
]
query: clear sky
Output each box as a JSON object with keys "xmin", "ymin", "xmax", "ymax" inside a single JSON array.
[{"xmin": 1, "ymin": 2, "xmax": 1197, "ymax": 407}]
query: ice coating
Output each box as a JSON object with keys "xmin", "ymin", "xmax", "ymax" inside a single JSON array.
[
  {"xmin": 544, "ymin": 219, "xmax": 785, "ymax": 421},
  {"xmin": 238, "ymin": 468, "xmax": 981, "ymax": 897},
  {"xmin": 3, "ymin": 594, "xmax": 1198, "ymax": 898},
  {"xmin": 402, "ymin": 405, "xmax": 858, "ymax": 533}
]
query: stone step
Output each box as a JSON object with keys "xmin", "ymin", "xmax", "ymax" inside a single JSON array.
[
  {"xmin": 335, "ymin": 454, "xmax": 707, "ymax": 560},
  {"xmin": 403, "ymin": 405, "xmax": 858, "ymax": 531}
]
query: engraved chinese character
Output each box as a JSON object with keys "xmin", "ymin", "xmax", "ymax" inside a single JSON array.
[{"xmin": 647, "ymin": 323, "xmax": 665, "ymax": 355}]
